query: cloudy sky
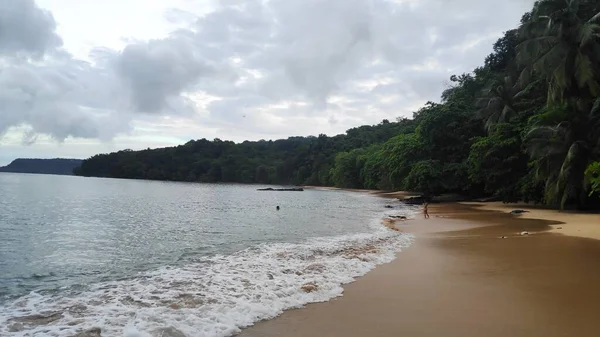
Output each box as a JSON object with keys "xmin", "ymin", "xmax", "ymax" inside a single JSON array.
[{"xmin": 0, "ymin": 0, "xmax": 535, "ymax": 165}]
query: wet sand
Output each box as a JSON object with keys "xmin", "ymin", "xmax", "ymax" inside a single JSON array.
[
  {"xmin": 238, "ymin": 204, "xmax": 600, "ymax": 337},
  {"xmin": 464, "ymin": 201, "xmax": 600, "ymax": 240}
]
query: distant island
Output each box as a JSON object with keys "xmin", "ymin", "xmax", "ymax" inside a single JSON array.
[{"xmin": 0, "ymin": 158, "xmax": 83, "ymax": 176}]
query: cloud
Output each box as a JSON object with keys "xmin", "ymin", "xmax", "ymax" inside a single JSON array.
[
  {"xmin": 116, "ymin": 36, "xmax": 213, "ymax": 114},
  {"xmin": 0, "ymin": 0, "xmax": 536, "ymax": 149},
  {"xmin": 0, "ymin": 56, "xmax": 131, "ymax": 142},
  {"xmin": 0, "ymin": 0, "xmax": 62, "ymax": 57}
]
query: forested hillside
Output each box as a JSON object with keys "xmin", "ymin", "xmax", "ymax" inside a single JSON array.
[
  {"xmin": 75, "ymin": 121, "xmax": 412, "ymax": 186},
  {"xmin": 0, "ymin": 159, "xmax": 82, "ymax": 175},
  {"xmin": 77, "ymin": 0, "xmax": 600, "ymax": 210}
]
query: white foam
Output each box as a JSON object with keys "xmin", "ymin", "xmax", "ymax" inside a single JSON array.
[{"xmin": 0, "ymin": 212, "xmax": 414, "ymax": 337}]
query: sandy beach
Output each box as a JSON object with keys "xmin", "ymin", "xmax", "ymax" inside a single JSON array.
[
  {"xmin": 238, "ymin": 203, "xmax": 600, "ymax": 337},
  {"xmin": 464, "ymin": 202, "xmax": 600, "ymax": 240}
]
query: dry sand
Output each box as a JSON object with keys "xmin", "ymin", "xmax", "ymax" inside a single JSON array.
[
  {"xmin": 464, "ymin": 202, "xmax": 600, "ymax": 240},
  {"xmin": 238, "ymin": 203, "xmax": 600, "ymax": 337}
]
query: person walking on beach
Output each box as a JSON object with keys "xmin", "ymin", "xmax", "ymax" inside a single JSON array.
[{"xmin": 423, "ymin": 202, "xmax": 430, "ymax": 219}]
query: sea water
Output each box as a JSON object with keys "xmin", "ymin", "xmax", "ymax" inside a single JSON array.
[{"xmin": 0, "ymin": 173, "xmax": 415, "ymax": 336}]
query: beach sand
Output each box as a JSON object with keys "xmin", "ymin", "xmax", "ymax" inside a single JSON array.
[
  {"xmin": 464, "ymin": 201, "xmax": 600, "ymax": 240},
  {"xmin": 238, "ymin": 203, "xmax": 600, "ymax": 337}
]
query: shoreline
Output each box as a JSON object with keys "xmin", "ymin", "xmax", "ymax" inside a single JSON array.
[
  {"xmin": 238, "ymin": 202, "xmax": 600, "ymax": 337},
  {"xmin": 462, "ymin": 201, "xmax": 600, "ymax": 240}
]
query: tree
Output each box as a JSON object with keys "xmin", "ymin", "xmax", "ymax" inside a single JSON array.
[
  {"xmin": 467, "ymin": 123, "xmax": 529, "ymax": 201},
  {"xmin": 518, "ymin": 1, "xmax": 600, "ymax": 208},
  {"xmin": 518, "ymin": 0, "xmax": 600, "ymax": 110},
  {"xmin": 586, "ymin": 162, "xmax": 600, "ymax": 195},
  {"xmin": 526, "ymin": 102, "xmax": 600, "ymax": 208},
  {"xmin": 476, "ymin": 75, "xmax": 520, "ymax": 131}
]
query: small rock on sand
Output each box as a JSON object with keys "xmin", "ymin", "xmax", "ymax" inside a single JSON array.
[{"xmin": 520, "ymin": 231, "xmax": 529, "ymax": 236}]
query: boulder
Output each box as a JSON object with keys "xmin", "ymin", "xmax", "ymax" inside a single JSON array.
[{"xmin": 73, "ymin": 328, "xmax": 102, "ymax": 337}]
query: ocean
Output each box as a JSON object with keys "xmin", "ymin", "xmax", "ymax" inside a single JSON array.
[{"xmin": 0, "ymin": 173, "xmax": 415, "ymax": 337}]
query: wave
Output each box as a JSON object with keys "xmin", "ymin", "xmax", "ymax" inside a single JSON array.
[{"xmin": 0, "ymin": 214, "xmax": 414, "ymax": 337}]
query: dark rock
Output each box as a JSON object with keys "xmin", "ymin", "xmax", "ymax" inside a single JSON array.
[
  {"xmin": 384, "ymin": 205, "xmax": 394, "ymax": 209},
  {"xmin": 73, "ymin": 327, "xmax": 102, "ymax": 337},
  {"xmin": 510, "ymin": 210, "xmax": 529, "ymax": 215},
  {"xmin": 12, "ymin": 312, "xmax": 63, "ymax": 325},
  {"xmin": 389, "ymin": 215, "xmax": 408, "ymax": 220},
  {"xmin": 258, "ymin": 188, "xmax": 304, "ymax": 192},
  {"xmin": 399, "ymin": 196, "xmax": 426, "ymax": 205}
]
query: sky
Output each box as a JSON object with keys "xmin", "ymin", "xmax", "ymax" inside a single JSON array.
[{"xmin": 0, "ymin": 0, "xmax": 536, "ymax": 166}]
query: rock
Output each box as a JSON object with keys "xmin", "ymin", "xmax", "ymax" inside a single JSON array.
[
  {"xmin": 73, "ymin": 327, "xmax": 102, "ymax": 337},
  {"xmin": 556, "ymin": 227, "xmax": 563, "ymax": 230},
  {"xmin": 8, "ymin": 323, "xmax": 24, "ymax": 332},
  {"xmin": 384, "ymin": 205, "xmax": 394, "ymax": 209},
  {"xmin": 301, "ymin": 283, "xmax": 318, "ymax": 293},
  {"xmin": 267, "ymin": 273, "xmax": 274, "ymax": 280},
  {"xmin": 510, "ymin": 210, "xmax": 529, "ymax": 215},
  {"xmin": 520, "ymin": 231, "xmax": 529, "ymax": 236},
  {"xmin": 12, "ymin": 312, "xmax": 63, "ymax": 326},
  {"xmin": 389, "ymin": 215, "xmax": 407, "ymax": 220},
  {"xmin": 257, "ymin": 188, "xmax": 304, "ymax": 192},
  {"xmin": 399, "ymin": 196, "xmax": 426, "ymax": 205},
  {"xmin": 501, "ymin": 236, "xmax": 507, "ymax": 239}
]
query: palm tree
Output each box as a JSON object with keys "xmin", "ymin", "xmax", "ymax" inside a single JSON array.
[
  {"xmin": 476, "ymin": 75, "xmax": 521, "ymax": 131},
  {"xmin": 517, "ymin": 0, "xmax": 600, "ymax": 208},
  {"xmin": 517, "ymin": 0, "xmax": 600, "ymax": 111},
  {"xmin": 526, "ymin": 99, "xmax": 600, "ymax": 208}
]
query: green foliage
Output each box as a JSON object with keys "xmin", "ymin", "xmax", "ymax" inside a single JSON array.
[
  {"xmin": 76, "ymin": 120, "xmax": 412, "ymax": 186},
  {"xmin": 467, "ymin": 123, "xmax": 530, "ymax": 201},
  {"xmin": 403, "ymin": 160, "xmax": 443, "ymax": 197},
  {"xmin": 586, "ymin": 162, "xmax": 600, "ymax": 195}
]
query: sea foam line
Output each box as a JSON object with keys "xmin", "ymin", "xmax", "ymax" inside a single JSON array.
[{"xmin": 0, "ymin": 214, "xmax": 414, "ymax": 337}]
